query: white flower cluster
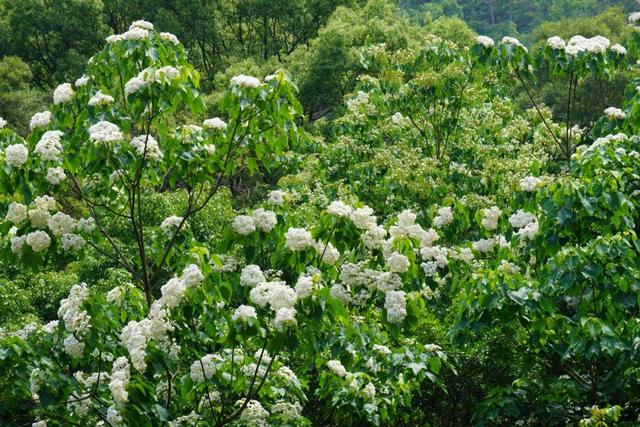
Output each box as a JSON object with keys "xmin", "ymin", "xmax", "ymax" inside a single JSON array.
[
  {"xmin": 565, "ymin": 35, "xmax": 610, "ymax": 56},
  {"xmin": 0, "ymin": 117, "xmax": 6, "ymax": 129},
  {"xmin": 315, "ymin": 239, "xmax": 340, "ymax": 264},
  {"xmin": 471, "ymin": 238, "xmax": 495, "ymax": 253},
  {"xmin": 327, "ymin": 200, "xmax": 353, "ymax": 217},
  {"xmin": 190, "ymin": 353, "xmax": 224, "ymax": 382},
  {"xmin": 267, "ymin": 190, "xmax": 286, "ymax": 206},
  {"xmin": 476, "ymin": 35, "xmax": 494, "ymax": 48},
  {"xmin": 203, "ymin": 117, "xmax": 227, "ymax": 130},
  {"xmin": 160, "ymin": 32, "xmax": 179, "ymax": 44},
  {"xmin": 237, "ymin": 399, "xmax": 269, "ymax": 425},
  {"xmin": 284, "ymin": 227, "xmax": 314, "ymax": 251},
  {"xmin": 240, "ymin": 264, "xmax": 266, "ymax": 288},
  {"xmin": 481, "ymin": 206, "xmax": 501, "ymax": 230},
  {"xmin": 58, "ymin": 283, "xmax": 91, "ymax": 336},
  {"xmin": 131, "ymin": 135, "xmax": 163, "ymax": 160},
  {"xmin": 35, "ymin": 130, "xmax": 64, "ymax": 161},
  {"xmin": 519, "ymin": 176, "xmax": 543, "ymax": 192},
  {"xmin": 5, "ymin": 144, "xmax": 28, "ymax": 167},
  {"xmin": 384, "ymin": 290, "xmax": 407, "ymax": 323},
  {"xmin": 508, "ymin": 209, "xmax": 536, "ymax": 229},
  {"xmin": 629, "ymin": 12, "xmax": 640, "ymax": 25},
  {"xmin": 611, "ymin": 43, "xmax": 627, "ymax": 55},
  {"xmin": 53, "ymin": 83, "xmax": 74, "ymax": 105},
  {"xmin": 350, "ymin": 206, "xmax": 377, "ymax": 229},
  {"xmin": 46, "ymin": 167, "xmax": 66, "ymax": 185},
  {"xmin": 386, "ymin": 251, "xmax": 410, "ymax": 273},
  {"xmin": 120, "ymin": 265, "xmax": 203, "ymax": 370},
  {"xmin": 230, "ymin": 74, "xmax": 261, "ymax": 88},
  {"xmin": 604, "ymin": 107, "xmax": 626, "ymax": 120},
  {"xmin": 249, "ymin": 281, "xmax": 297, "ymax": 311},
  {"xmin": 124, "ymin": 77, "xmax": 145, "ymax": 95},
  {"xmin": 232, "ymin": 305, "xmax": 257, "ymax": 323},
  {"xmin": 327, "ymin": 359, "xmax": 348, "ymax": 377},
  {"xmin": 233, "ymin": 208, "xmax": 278, "ymax": 235},
  {"xmin": 501, "ymin": 36, "xmax": 528, "ymax": 52},
  {"xmin": 75, "ymin": 75, "xmax": 89, "ymax": 87},
  {"xmin": 109, "ymin": 357, "xmax": 130, "ymax": 406},
  {"xmin": 25, "ymin": 230, "xmax": 51, "ymax": 252},
  {"xmin": 433, "ymin": 206, "xmax": 453, "ymax": 228},
  {"xmin": 160, "ymin": 215, "xmax": 184, "ymax": 237},
  {"xmin": 547, "ymin": 36, "xmax": 566, "ymax": 50},
  {"xmin": 88, "ymin": 91, "xmax": 114, "ymax": 107},
  {"xmin": 89, "ymin": 121, "xmax": 123, "ymax": 144},
  {"xmin": 30, "ymin": 111, "xmax": 52, "ymax": 130}
]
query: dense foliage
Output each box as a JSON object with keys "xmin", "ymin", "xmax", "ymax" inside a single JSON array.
[{"xmin": 2, "ymin": 1, "xmax": 640, "ymax": 426}]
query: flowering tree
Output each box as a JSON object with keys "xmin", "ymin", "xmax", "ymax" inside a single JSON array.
[{"xmin": 0, "ymin": 20, "xmax": 448, "ymax": 426}]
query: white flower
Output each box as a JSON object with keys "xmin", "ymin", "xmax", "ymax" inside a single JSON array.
[
  {"xmin": 516, "ymin": 220, "xmax": 539, "ymax": 240},
  {"xmin": 362, "ymin": 224, "xmax": 388, "ymax": 249},
  {"xmin": 274, "ymin": 307, "xmax": 297, "ymax": 331},
  {"xmin": 75, "ymin": 75, "xmax": 90, "ymax": 87},
  {"xmin": 30, "ymin": 111, "xmax": 52, "ymax": 130},
  {"xmin": 604, "ymin": 107, "xmax": 626, "ymax": 120},
  {"xmin": 237, "ymin": 399, "xmax": 269, "ymax": 424},
  {"xmin": 106, "ymin": 406, "xmax": 123, "ymax": 426},
  {"xmin": 508, "ymin": 210, "xmax": 536, "ymax": 229},
  {"xmin": 476, "ymin": 35, "xmax": 494, "ymax": 48},
  {"xmin": 249, "ymin": 281, "xmax": 296, "ymax": 311},
  {"xmin": 5, "ymin": 144, "xmax": 28, "ymax": 167},
  {"xmin": 501, "ymin": 36, "xmax": 527, "ymax": 51},
  {"xmin": 472, "ymin": 238, "xmax": 495, "ymax": 253},
  {"xmin": 88, "ymin": 91, "xmax": 114, "ymax": 107},
  {"xmin": 611, "ymin": 43, "xmax": 627, "ymax": 55},
  {"xmin": 240, "ymin": 265, "xmax": 266, "ymax": 288},
  {"xmin": 26, "ymin": 231, "xmax": 51, "ymax": 252},
  {"xmin": 203, "ymin": 117, "xmax": 227, "ymax": 130},
  {"xmin": 48, "ymin": 211, "xmax": 77, "ymax": 236},
  {"xmin": 316, "ymin": 240, "xmax": 340, "ymax": 264},
  {"xmin": 202, "ymin": 144, "xmax": 216, "ymax": 155},
  {"xmin": 6, "ymin": 202, "xmax": 27, "ymax": 224},
  {"xmin": 547, "ymin": 36, "xmax": 566, "ymax": 50},
  {"xmin": 233, "ymin": 215, "xmax": 256, "ymax": 235},
  {"xmin": 182, "ymin": 264, "xmax": 204, "ymax": 287},
  {"xmin": 89, "ymin": 121, "xmax": 123, "ymax": 144},
  {"xmin": 160, "ymin": 32, "xmax": 179, "ymax": 44},
  {"xmin": 433, "ymin": 206, "xmax": 453, "ymax": 228},
  {"xmin": 481, "ymin": 206, "xmax": 501, "ymax": 230},
  {"xmin": 629, "ymin": 12, "xmax": 640, "ymax": 24},
  {"xmin": 0, "ymin": 117, "xmax": 6, "ymax": 129},
  {"xmin": 122, "ymin": 27, "xmax": 149, "ymax": 40},
  {"xmin": 373, "ymin": 344, "xmax": 391, "ymax": 355},
  {"xmin": 109, "ymin": 357, "xmax": 130, "ymax": 406},
  {"xmin": 160, "ymin": 215, "xmax": 184, "ymax": 237},
  {"xmin": 58, "ymin": 283, "xmax": 91, "ymax": 335},
  {"xmin": 129, "ymin": 20, "xmax": 153, "ymax": 30},
  {"xmin": 350, "ymin": 206, "xmax": 377, "ymax": 230},
  {"xmin": 155, "ymin": 66, "xmax": 180, "ymax": 81},
  {"xmin": 190, "ymin": 354, "xmax": 223, "ymax": 383},
  {"xmin": 28, "ymin": 208, "xmax": 50, "ymax": 228},
  {"xmin": 294, "ymin": 275, "xmax": 313, "ymax": 298},
  {"xmin": 10, "ymin": 235, "xmax": 26, "ymax": 254},
  {"xmin": 363, "ymin": 382, "xmax": 376, "ymax": 400},
  {"xmin": 386, "ymin": 252, "xmax": 410, "ymax": 273},
  {"xmin": 267, "ymin": 190, "xmax": 286, "ymax": 206},
  {"xmin": 53, "ymin": 83, "xmax": 74, "ymax": 105},
  {"xmin": 327, "ymin": 200, "xmax": 353, "ymax": 217},
  {"xmin": 327, "ymin": 360, "xmax": 347, "ymax": 377},
  {"xmin": 63, "ymin": 334, "xmax": 85, "ymax": 358},
  {"xmin": 284, "ymin": 227, "xmax": 314, "ymax": 251},
  {"xmin": 160, "ymin": 277, "xmax": 186, "ymax": 309},
  {"xmin": 35, "ymin": 130, "xmax": 64, "ymax": 161},
  {"xmin": 330, "ymin": 283, "xmax": 351, "ymax": 305},
  {"xmin": 32, "ymin": 194, "xmax": 56, "ymax": 210},
  {"xmin": 46, "ymin": 167, "xmax": 66, "ymax": 185},
  {"xmin": 124, "ymin": 77, "xmax": 146, "ymax": 95},
  {"xmin": 252, "ymin": 208, "xmax": 277, "ymax": 232},
  {"xmin": 232, "ymin": 305, "xmax": 257, "ymax": 323},
  {"xmin": 519, "ymin": 176, "xmax": 543, "ymax": 192},
  {"xmin": 230, "ymin": 74, "xmax": 261, "ymax": 88},
  {"xmin": 131, "ymin": 135, "xmax": 163, "ymax": 160},
  {"xmin": 385, "ymin": 290, "xmax": 406, "ymax": 323},
  {"xmin": 106, "ymin": 34, "xmax": 124, "ymax": 43}
]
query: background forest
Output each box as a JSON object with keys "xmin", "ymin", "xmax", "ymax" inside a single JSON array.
[{"xmin": 1, "ymin": 0, "xmax": 640, "ymax": 426}]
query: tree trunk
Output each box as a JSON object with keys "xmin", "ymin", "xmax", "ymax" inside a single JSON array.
[{"xmin": 487, "ymin": 0, "xmax": 495, "ymax": 25}]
